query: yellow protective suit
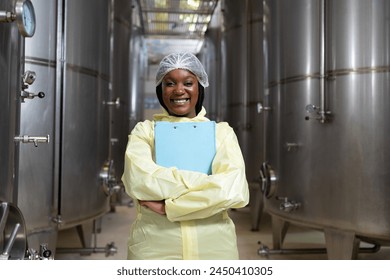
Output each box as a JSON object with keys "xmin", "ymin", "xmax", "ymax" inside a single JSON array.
[{"xmin": 122, "ymin": 107, "xmax": 249, "ymax": 260}]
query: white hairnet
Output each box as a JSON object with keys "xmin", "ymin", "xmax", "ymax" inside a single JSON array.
[{"xmin": 155, "ymin": 52, "xmax": 209, "ymax": 88}]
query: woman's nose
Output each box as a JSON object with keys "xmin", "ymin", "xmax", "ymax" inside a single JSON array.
[{"xmin": 174, "ymin": 83, "xmax": 185, "ymax": 93}]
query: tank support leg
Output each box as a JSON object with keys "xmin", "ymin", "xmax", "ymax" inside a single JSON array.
[
  {"xmin": 250, "ymin": 184, "xmax": 264, "ymax": 231},
  {"xmin": 324, "ymin": 228, "xmax": 359, "ymax": 259},
  {"xmin": 56, "ymin": 219, "xmax": 117, "ymax": 257},
  {"xmin": 76, "ymin": 222, "xmax": 93, "ymax": 252},
  {"xmin": 271, "ymin": 216, "xmax": 289, "ymax": 249}
]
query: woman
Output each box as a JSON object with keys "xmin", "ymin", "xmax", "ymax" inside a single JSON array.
[{"xmin": 122, "ymin": 52, "xmax": 249, "ymax": 260}]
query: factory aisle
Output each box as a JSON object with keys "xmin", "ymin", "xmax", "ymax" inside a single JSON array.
[{"xmin": 55, "ymin": 193, "xmax": 390, "ymax": 260}]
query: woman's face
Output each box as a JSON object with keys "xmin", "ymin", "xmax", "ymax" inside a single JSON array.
[{"xmin": 162, "ymin": 69, "xmax": 199, "ymax": 118}]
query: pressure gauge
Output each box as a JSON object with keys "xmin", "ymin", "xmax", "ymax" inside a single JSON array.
[
  {"xmin": 0, "ymin": 0, "xmax": 36, "ymax": 37},
  {"xmin": 15, "ymin": 0, "xmax": 36, "ymax": 37}
]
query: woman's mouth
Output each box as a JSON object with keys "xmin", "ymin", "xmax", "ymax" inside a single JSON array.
[{"xmin": 171, "ymin": 98, "xmax": 190, "ymax": 105}]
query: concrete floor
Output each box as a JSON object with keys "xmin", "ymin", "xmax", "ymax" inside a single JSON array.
[{"xmin": 55, "ymin": 194, "xmax": 390, "ymax": 260}]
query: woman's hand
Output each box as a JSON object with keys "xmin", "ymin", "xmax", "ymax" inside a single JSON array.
[{"xmin": 139, "ymin": 200, "xmax": 166, "ymax": 215}]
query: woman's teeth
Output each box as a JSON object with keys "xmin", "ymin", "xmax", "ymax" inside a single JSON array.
[{"xmin": 172, "ymin": 98, "xmax": 189, "ymax": 104}]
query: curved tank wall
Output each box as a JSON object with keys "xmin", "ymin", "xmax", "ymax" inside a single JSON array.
[
  {"xmin": 18, "ymin": 0, "xmax": 58, "ymax": 253},
  {"xmin": 0, "ymin": 0, "xmax": 29, "ymax": 259},
  {"xmin": 220, "ymin": 0, "xmax": 265, "ymax": 230},
  {"xmin": 198, "ymin": 0, "xmax": 223, "ymax": 122},
  {"xmin": 59, "ymin": 0, "xmax": 111, "ymax": 228},
  {"xmin": 222, "ymin": 0, "xmax": 249, "ymax": 151},
  {"xmin": 128, "ymin": 1, "xmax": 146, "ymax": 132},
  {"xmin": 198, "ymin": 35, "xmax": 220, "ymax": 121},
  {"xmin": 0, "ymin": 0, "xmax": 23, "ymax": 204},
  {"xmin": 222, "ymin": 0, "xmax": 264, "ymax": 182},
  {"xmin": 109, "ymin": 0, "xmax": 132, "ymax": 183},
  {"xmin": 247, "ymin": 0, "xmax": 265, "ymax": 231},
  {"xmin": 263, "ymin": 0, "xmax": 390, "ymax": 259},
  {"xmin": 20, "ymin": 0, "xmax": 112, "ymax": 238},
  {"xmin": 109, "ymin": 0, "xmax": 146, "ymax": 197},
  {"xmin": 11, "ymin": 0, "xmax": 139, "ymax": 257}
]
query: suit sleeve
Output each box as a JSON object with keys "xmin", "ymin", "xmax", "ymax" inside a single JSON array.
[
  {"xmin": 164, "ymin": 123, "xmax": 249, "ymax": 222},
  {"xmin": 121, "ymin": 121, "xmax": 208, "ymax": 201}
]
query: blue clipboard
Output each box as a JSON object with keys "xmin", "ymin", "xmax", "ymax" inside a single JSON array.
[{"xmin": 155, "ymin": 121, "xmax": 216, "ymax": 175}]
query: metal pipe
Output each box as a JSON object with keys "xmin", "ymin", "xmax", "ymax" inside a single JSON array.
[
  {"xmin": 258, "ymin": 242, "xmax": 381, "ymax": 257},
  {"xmin": 108, "ymin": 0, "xmax": 115, "ymax": 161},
  {"xmin": 54, "ymin": 0, "xmax": 65, "ymax": 219},
  {"xmin": 319, "ymin": 0, "xmax": 327, "ymax": 123},
  {"xmin": 56, "ymin": 242, "xmax": 117, "ymax": 257},
  {"xmin": 56, "ymin": 248, "xmax": 108, "ymax": 254},
  {"xmin": 14, "ymin": 135, "xmax": 50, "ymax": 147},
  {"xmin": 0, "ymin": 223, "xmax": 21, "ymax": 259},
  {"xmin": 0, "ymin": 203, "xmax": 10, "ymax": 235}
]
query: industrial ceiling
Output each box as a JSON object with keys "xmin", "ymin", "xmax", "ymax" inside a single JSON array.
[{"xmin": 138, "ymin": 0, "xmax": 218, "ymax": 63}]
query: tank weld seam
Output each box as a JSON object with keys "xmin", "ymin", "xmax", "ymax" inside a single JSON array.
[
  {"xmin": 267, "ymin": 72, "xmax": 322, "ymax": 88},
  {"xmin": 25, "ymin": 56, "xmax": 56, "ymax": 68},
  {"xmin": 326, "ymin": 65, "xmax": 390, "ymax": 78},
  {"xmin": 66, "ymin": 63, "xmax": 110, "ymax": 82},
  {"xmin": 267, "ymin": 65, "xmax": 390, "ymax": 88}
]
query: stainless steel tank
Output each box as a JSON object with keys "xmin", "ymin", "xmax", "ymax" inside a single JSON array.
[
  {"xmin": 198, "ymin": 0, "xmax": 223, "ymax": 122},
  {"xmin": 221, "ymin": 0, "xmax": 265, "ymax": 230},
  {"xmin": 222, "ymin": 0, "xmax": 249, "ymax": 151},
  {"xmin": 18, "ymin": 0, "xmax": 57, "ymax": 254},
  {"xmin": 246, "ymin": 0, "xmax": 265, "ymax": 231},
  {"xmin": 0, "ymin": 0, "xmax": 34, "ymax": 259},
  {"xmin": 128, "ymin": 1, "xmax": 146, "ymax": 131},
  {"xmin": 108, "ymin": 0, "xmax": 132, "ymax": 189},
  {"xmin": 17, "ymin": 0, "xmax": 131, "ymax": 257},
  {"xmin": 19, "ymin": 0, "xmax": 111, "ymax": 252},
  {"xmin": 0, "ymin": 0, "xmax": 24, "ymax": 205},
  {"xmin": 2, "ymin": 0, "xmax": 139, "ymax": 259},
  {"xmin": 59, "ymin": 0, "xmax": 111, "ymax": 229},
  {"xmin": 262, "ymin": 0, "xmax": 390, "ymax": 259}
]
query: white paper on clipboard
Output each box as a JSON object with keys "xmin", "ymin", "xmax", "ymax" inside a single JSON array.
[{"xmin": 154, "ymin": 121, "xmax": 216, "ymax": 175}]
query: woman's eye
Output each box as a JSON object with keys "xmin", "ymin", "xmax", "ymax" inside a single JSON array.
[{"xmin": 184, "ymin": 82, "xmax": 193, "ymax": 86}]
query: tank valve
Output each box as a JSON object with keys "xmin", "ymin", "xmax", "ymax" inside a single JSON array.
[
  {"xmin": 21, "ymin": 70, "xmax": 45, "ymax": 102},
  {"xmin": 26, "ymin": 243, "xmax": 53, "ymax": 260},
  {"xmin": 20, "ymin": 90, "xmax": 45, "ymax": 102},
  {"xmin": 276, "ymin": 196, "xmax": 301, "ymax": 212},
  {"xmin": 39, "ymin": 243, "xmax": 52, "ymax": 259},
  {"xmin": 103, "ymin": 97, "xmax": 121, "ymax": 108},
  {"xmin": 99, "ymin": 160, "xmax": 123, "ymax": 196},
  {"xmin": 259, "ymin": 162, "xmax": 277, "ymax": 198},
  {"xmin": 105, "ymin": 242, "xmax": 118, "ymax": 257},
  {"xmin": 20, "ymin": 91, "xmax": 45, "ymax": 103},
  {"xmin": 257, "ymin": 102, "xmax": 271, "ymax": 114},
  {"xmin": 257, "ymin": 241, "xmax": 270, "ymax": 258},
  {"xmin": 14, "ymin": 135, "xmax": 50, "ymax": 147},
  {"xmin": 51, "ymin": 215, "xmax": 63, "ymax": 226},
  {"xmin": 23, "ymin": 70, "xmax": 36, "ymax": 85},
  {"xmin": 305, "ymin": 104, "xmax": 331, "ymax": 123},
  {"xmin": 285, "ymin": 142, "xmax": 299, "ymax": 152}
]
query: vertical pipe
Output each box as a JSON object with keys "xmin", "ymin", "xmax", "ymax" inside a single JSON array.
[
  {"xmin": 262, "ymin": 0, "xmax": 269, "ymax": 162},
  {"xmin": 54, "ymin": 0, "xmax": 65, "ymax": 220},
  {"xmin": 108, "ymin": 0, "xmax": 114, "ymax": 161},
  {"xmin": 319, "ymin": 0, "xmax": 326, "ymax": 123}
]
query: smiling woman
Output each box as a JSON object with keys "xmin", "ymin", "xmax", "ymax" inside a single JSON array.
[
  {"xmin": 155, "ymin": 52, "xmax": 208, "ymax": 117},
  {"xmin": 161, "ymin": 69, "xmax": 199, "ymax": 118},
  {"xmin": 121, "ymin": 52, "xmax": 249, "ymax": 260}
]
